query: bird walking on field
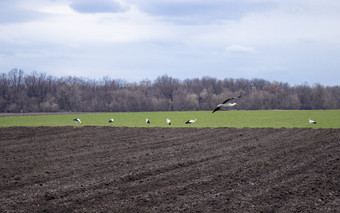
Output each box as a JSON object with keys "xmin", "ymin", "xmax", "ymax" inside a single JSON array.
[
  {"xmin": 146, "ymin": 118, "xmax": 150, "ymax": 125},
  {"xmin": 185, "ymin": 119, "xmax": 197, "ymax": 124},
  {"xmin": 166, "ymin": 118, "xmax": 171, "ymax": 126},
  {"xmin": 108, "ymin": 118, "xmax": 114, "ymax": 124},
  {"xmin": 309, "ymin": 119, "xmax": 316, "ymax": 124},
  {"xmin": 212, "ymin": 95, "xmax": 241, "ymax": 113},
  {"xmin": 73, "ymin": 118, "xmax": 81, "ymax": 125}
]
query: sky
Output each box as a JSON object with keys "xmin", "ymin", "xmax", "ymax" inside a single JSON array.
[{"xmin": 0, "ymin": 0, "xmax": 340, "ymax": 86}]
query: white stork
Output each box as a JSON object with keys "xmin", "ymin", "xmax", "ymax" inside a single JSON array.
[
  {"xmin": 212, "ymin": 95, "xmax": 241, "ymax": 113},
  {"xmin": 146, "ymin": 118, "xmax": 150, "ymax": 125},
  {"xmin": 185, "ymin": 119, "xmax": 197, "ymax": 124},
  {"xmin": 166, "ymin": 118, "xmax": 171, "ymax": 126},
  {"xmin": 73, "ymin": 118, "xmax": 81, "ymax": 124},
  {"xmin": 108, "ymin": 118, "xmax": 114, "ymax": 123},
  {"xmin": 309, "ymin": 119, "xmax": 316, "ymax": 124}
]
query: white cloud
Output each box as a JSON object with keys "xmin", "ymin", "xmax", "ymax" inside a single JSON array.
[
  {"xmin": 69, "ymin": 0, "xmax": 128, "ymax": 13},
  {"xmin": 1, "ymin": 5, "xmax": 168, "ymax": 46},
  {"xmin": 1, "ymin": 0, "xmax": 340, "ymax": 86},
  {"xmin": 226, "ymin": 44, "xmax": 255, "ymax": 54},
  {"xmin": 2, "ymin": 0, "xmax": 339, "ymax": 47},
  {"xmin": 127, "ymin": 0, "xmax": 278, "ymax": 24}
]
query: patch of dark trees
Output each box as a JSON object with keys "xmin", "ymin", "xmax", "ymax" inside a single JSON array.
[{"xmin": 1, "ymin": 69, "xmax": 339, "ymax": 113}]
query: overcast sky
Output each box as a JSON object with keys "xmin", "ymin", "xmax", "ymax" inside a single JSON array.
[{"xmin": 1, "ymin": 0, "xmax": 340, "ymax": 86}]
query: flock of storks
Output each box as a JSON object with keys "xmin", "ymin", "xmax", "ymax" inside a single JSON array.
[{"xmin": 73, "ymin": 95, "xmax": 317, "ymax": 126}]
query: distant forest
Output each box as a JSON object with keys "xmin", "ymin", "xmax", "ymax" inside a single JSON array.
[{"xmin": 1, "ymin": 69, "xmax": 340, "ymax": 113}]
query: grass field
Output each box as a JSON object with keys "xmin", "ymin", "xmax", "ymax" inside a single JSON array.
[{"xmin": 0, "ymin": 110, "xmax": 339, "ymax": 128}]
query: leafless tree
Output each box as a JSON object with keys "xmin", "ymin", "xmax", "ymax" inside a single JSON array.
[
  {"xmin": 153, "ymin": 75, "xmax": 180, "ymax": 111},
  {"xmin": 0, "ymin": 70, "xmax": 339, "ymax": 112}
]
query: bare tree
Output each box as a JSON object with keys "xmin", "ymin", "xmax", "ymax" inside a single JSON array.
[
  {"xmin": 312, "ymin": 84, "xmax": 325, "ymax": 109},
  {"xmin": 153, "ymin": 75, "xmax": 180, "ymax": 111},
  {"xmin": 6, "ymin": 69, "xmax": 25, "ymax": 112},
  {"xmin": 1, "ymin": 70, "xmax": 340, "ymax": 112},
  {"xmin": 295, "ymin": 84, "xmax": 313, "ymax": 110}
]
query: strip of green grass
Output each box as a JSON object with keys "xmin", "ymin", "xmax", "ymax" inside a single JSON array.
[{"xmin": 0, "ymin": 110, "xmax": 339, "ymax": 128}]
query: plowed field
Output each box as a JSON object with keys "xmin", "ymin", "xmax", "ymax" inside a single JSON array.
[{"xmin": 1, "ymin": 127, "xmax": 340, "ymax": 212}]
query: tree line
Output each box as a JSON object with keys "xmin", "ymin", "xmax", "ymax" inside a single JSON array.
[{"xmin": 1, "ymin": 69, "xmax": 339, "ymax": 113}]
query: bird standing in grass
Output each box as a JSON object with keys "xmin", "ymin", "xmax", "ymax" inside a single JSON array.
[
  {"xmin": 108, "ymin": 118, "xmax": 114, "ymax": 124},
  {"xmin": 185, "ymin": 119, "xmax": 197, "ymax": 124},
  {"xmin": 146, "ymin": 118, "xmax": 150, "ymax": 125},
  {"xmin": 166, "ymin": 118, "xmax": 171, "ymax": 127},
  {"xmin": 309, "ymin": 119, "xmax": 316, "ymax": 124},
  {"xmin": 73, "ymin": 118, "xmax": 81, "ymax": 125},
  {"xmin": 212, "ymin": 95, "xmax": 241, "ymax": 113}
]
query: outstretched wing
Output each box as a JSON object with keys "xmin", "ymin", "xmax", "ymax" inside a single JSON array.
[
  {"xmin": 222, "ymin": 98, "xmax": 233, "ymax": 104},
  {"xmin": 212, "ymin": 106, "xmax": 221, "ymax": 113},
  {"xmin": 222, "ymin": 95, "xmax": 242, "ymax": 104}
]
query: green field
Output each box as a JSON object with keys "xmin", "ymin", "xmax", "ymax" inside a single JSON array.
[{"xmin": 0, "ymin": 110, "xmax": 339, "ymax": 128}]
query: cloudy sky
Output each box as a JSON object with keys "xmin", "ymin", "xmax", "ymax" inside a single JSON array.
[{"xmin": 1, "ymin": 0, "xmax": 340, "ymax": 86}]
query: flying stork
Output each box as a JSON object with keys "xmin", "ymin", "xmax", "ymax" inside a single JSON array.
[
  {"xmin": 166, "ymin": 118, "xmax": 171, "ymax": 126},
  {"xmin": 73, "ymin": 118, "xmax": 81, "ymax": 124},
  {"xmin": 309, "ymin": 119, "xmax": 316, "ymax": 124},
  {"xmin": 185, "ymin": 119, "xmax": 197, "ymax": 124},
  {"xmin": 146, "ymin": 118, "xmax": 150, "ymax": 125},
  {"xmin": 212, "ymin": 95, "xmax": 241, "ymax": 113}
]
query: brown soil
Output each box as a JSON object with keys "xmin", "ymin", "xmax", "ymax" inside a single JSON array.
[{"xmin": 1, "ymin": 127, "xmax": 340, "ymax": 212}]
